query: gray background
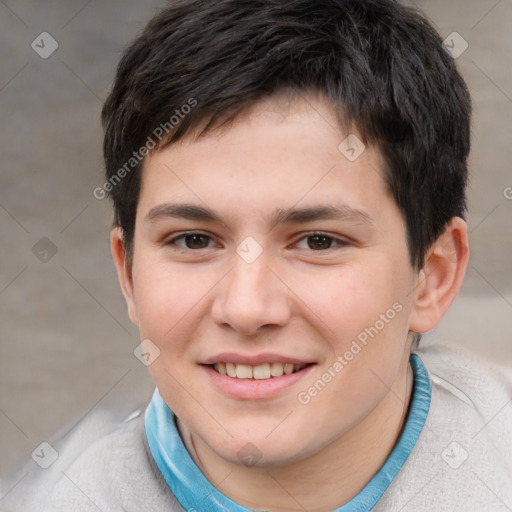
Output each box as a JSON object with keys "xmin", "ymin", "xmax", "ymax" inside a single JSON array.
[{"xmin": 0, "ymin": 0, "xmax": 511, "ymax": 493}]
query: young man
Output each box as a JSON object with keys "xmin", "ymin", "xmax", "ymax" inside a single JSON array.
[{"xmin": 4, "ymin": 0, "xmax": 511, "ymax": 511}]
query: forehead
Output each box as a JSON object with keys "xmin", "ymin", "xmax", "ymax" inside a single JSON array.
[{"xmin": 137, "ymin": 93, "xmax": 395, "ymax": 230}]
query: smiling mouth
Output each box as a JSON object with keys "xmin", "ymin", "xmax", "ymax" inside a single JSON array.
[{"xmin": 210, "ymin": 362, "xmax": 312, "ymax": 380}]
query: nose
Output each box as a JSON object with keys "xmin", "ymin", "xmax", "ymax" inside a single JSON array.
[{"xmin": 210, "ymin": 249, "xmax": 291, "ymax": 336}]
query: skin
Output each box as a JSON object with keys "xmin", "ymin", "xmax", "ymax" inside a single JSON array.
[{"xmin": 111, "ymin": 92, "xmax": 469, "ymax": 511}]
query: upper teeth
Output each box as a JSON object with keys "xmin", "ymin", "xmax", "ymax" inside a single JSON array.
[{"xmin": 214, "ymin": 362, "xmax": 306, "ymax": 379}]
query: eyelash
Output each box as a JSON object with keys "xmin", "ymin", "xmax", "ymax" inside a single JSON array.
[{"xmin": 164, "ymin": 231, "xmax": 350, "ymax": 252}]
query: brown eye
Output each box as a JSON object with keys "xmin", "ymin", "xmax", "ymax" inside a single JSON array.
[
  {"xmin": 166, "ymin": 232, "xmax": 214, "ymax": 250},
  {"xmin": 294, "ymin": 232, "xmax": 349, "ymax": 252},
  {"xmin": 307, "ymin": 235, "xmax": 333, "ymax": 250},
  {"xmin": 183, "ymin": 234, "xmax": 211, "ymax": 249}
]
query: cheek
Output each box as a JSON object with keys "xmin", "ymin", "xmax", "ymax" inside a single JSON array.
[
  {"xmin": 132, "ymin": 260, "xmax": 210, "ymax": 413},
  {"xmin": 297, "ymin": 259, "xmax": 412, "ymax": 396},
  {"xmin": 132, "ymin": 257, "xmax": 213, "ymax": 343},
  {"xmin": 294, "ymin": 259, "xmax": 403, "ymax": 344},
  {"xmin": 317, "ymin": 265, "xmax": 412, "ymax": 408}
]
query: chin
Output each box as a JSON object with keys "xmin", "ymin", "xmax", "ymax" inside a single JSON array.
[{"xmin": 208, "ymin": 432, "xmax": 316, "ymax": 469}]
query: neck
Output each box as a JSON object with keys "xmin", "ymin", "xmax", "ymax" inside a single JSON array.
[{"xmin": 179, "ymin": 356, "xmax": 414, "ymax": 512}]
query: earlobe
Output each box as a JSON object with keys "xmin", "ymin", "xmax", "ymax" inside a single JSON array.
[
  {"xmin": 110, "ymin": 227, "xmax": 139, "ymax": 326},
  {"xmin": 409, "ymin": 217, "xmax": 469, "ymax": 334}
]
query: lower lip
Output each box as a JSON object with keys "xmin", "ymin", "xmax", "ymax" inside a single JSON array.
[{"xmin": 202, "ymin": 364, "xmax": 315, "ymax": 400}]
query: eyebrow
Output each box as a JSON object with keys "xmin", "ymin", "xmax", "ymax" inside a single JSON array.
[{"xmin": 144, "ymin": 202, "xmax": 374, "ymax": 227}]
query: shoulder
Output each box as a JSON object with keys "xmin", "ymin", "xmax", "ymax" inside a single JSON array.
[
  {"xmin": 377, "ymin": 340, "xmax": 512, "ymax": 511},
  {"xmin": 417, "ymin": 338, "xmax": 512, "ymax": 391},
  {"xmin": 1, "ymin": 407, "xmax": 183, "ymax": 512},
  {"xmin": 50, "ymin": 411, "xmax": 182, "ymax": 511},
  {"xmin": 416, "ymin": 340, "xmax": 512, "ymax": 437}
]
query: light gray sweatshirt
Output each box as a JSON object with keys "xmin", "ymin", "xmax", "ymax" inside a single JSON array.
[{"xmin": 1, "ymin": 342, "xmax": 511, "ymax": 511}]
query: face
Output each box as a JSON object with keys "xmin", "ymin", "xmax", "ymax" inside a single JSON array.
[{"xmin": 118, "ymin": 93, "xmax": 420, "ymax": 467}]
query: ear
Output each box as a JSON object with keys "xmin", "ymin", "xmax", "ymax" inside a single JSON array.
[
  {"xmin": 110, "ymin": 227, "xmax": 139, "ymax": 326},
  {"xmin": 409, "ymin": 217, "xmax": 469, "ymax": 333}
]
